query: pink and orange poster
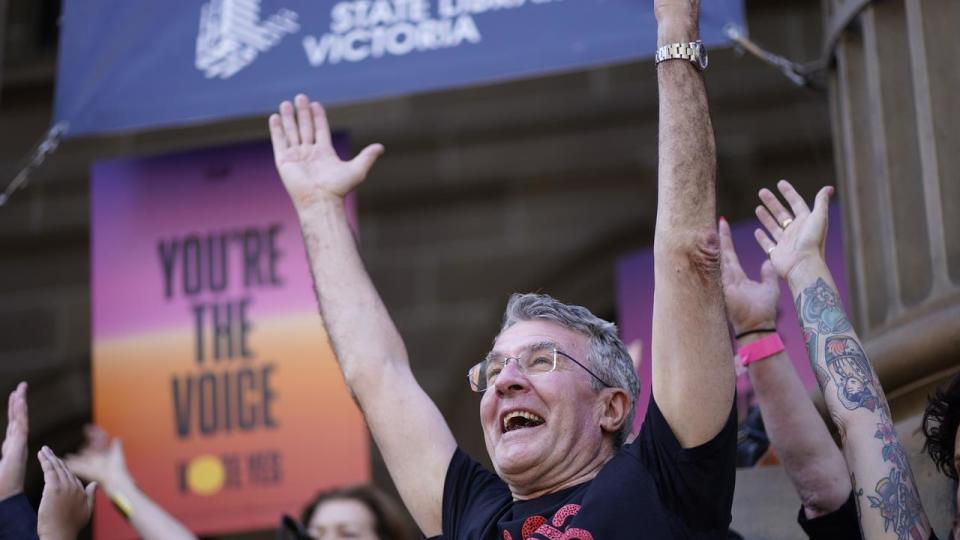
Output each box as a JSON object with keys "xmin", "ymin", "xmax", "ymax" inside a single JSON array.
[{"xmin": 91, "ymin": 141, "xmax": 368, "ymax": 538}]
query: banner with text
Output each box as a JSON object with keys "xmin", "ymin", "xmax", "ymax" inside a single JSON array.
[
  {"xmin": 616, "ymin": 204, "xmax": 850, "ymax": 429},
  {"xmin": 91, "ymin": 140, "xmax": 368, "ymax": 538},
  {"xmin": 55, "ymin": 0, "xmax": 745, "ymax": 137}
]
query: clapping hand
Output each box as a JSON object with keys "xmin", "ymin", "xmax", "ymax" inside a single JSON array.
[
  {"xmin": 65, "ymin": 425, "xmax": 131, "ymax": 493},
  {"xmin": 719, "ymin": 218, "xmax": 779, "ymax": 335},
  {"xmin": 37, "ymin": 446, "xmax": 95, "ymax": 540},
  {"xmin": 0, "ymin": 382, "xmax": 28, "ymax": 501}
]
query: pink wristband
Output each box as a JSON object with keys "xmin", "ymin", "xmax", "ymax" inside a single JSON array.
[{"xmin": 736, "ymin": 333, "xmax": 785, "ymax": 367}]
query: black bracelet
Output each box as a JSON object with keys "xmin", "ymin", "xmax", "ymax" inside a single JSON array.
[{"xmin": 735, "ymin": 328, "xmax": 777, "ymax": 340}]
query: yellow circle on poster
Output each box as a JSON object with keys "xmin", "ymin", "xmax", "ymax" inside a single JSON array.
[{"xmin": 186, "ymin": 455, "xmax": 225, "ymax": 496}]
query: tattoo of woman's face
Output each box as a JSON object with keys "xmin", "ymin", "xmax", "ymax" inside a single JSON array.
[{"xmin": 825, "ymin": 335, "xmax": 879, "ymax": 412}]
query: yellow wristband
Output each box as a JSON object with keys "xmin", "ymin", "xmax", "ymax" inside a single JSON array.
[{"xmin": 110, "ymin": 492, "xmax": 134, "ymax": 519}]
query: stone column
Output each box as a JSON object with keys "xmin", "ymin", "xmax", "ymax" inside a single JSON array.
[{"xmin": 825, "ymin": 0, "xmax": 960, "ymax": 414}]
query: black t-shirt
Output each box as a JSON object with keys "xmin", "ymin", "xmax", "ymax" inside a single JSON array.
[
  {"xmin": 798, "ymin": 491, "xmax": 943, "ymax": 540},
  {"xmin": 797, "ymin": 491, "xmax": 862, "ymax": 540},
  {"xmin": 0, "ymin": 493, "xmax": 38, "ymax": 540},
  {"xmin": 441, "ymin": 396, "xmax": 737, "ymax": 539}
]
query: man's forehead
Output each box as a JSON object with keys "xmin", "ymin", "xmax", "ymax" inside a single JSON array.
[
  {"xmin": 487, "ymin": 340, "xmax": 557, "ymax": 359},
  {"xmin": 492, "ymin": 320, "xmax": 587, "ymax": 354}
]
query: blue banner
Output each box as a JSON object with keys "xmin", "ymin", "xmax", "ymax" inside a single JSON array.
[{"xmin": 54, "ymin": 0, "xmax": 745, "ymax": 137}]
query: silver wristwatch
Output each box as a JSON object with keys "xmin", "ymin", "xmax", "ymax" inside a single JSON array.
[{"xmin": 655, "ymin": 40, "xmax": 709, "ymax": 71}]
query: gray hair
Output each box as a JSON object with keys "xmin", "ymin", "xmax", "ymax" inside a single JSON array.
[{"xmin": 498, "ymin": 292, "xmax": 639, "ymax": 448}]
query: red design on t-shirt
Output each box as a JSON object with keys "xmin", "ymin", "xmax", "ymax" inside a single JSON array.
[
  {"xmin": 522, "ymin": 515, "xmax": 547, "ymax": 538},
  {"xmin": 550, "ymin": 504, "xmax": 579, "ymax": 528},
  {"xmin": 506, "ymin": 503, "xmax": 595, "ymax": 540}
]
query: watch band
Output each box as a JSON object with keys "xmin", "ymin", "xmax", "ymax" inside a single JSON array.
[{"xmin": 655, "ymin": 40, "xmax": 707, "ymax": 70}]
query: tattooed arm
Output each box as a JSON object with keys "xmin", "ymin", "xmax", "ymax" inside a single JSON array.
[
  {"xmin": 753, "ymin": 180, "xmax": 931, "ymax": 540},
  {"xmin": 718, "ymin": 219, "xmax": 851, "ymax": 519}
]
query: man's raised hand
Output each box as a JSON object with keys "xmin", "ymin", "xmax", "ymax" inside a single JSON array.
[
  {"xmin": 719, "ymin": 218, "xmax": 779, "ymax": 335},
  {"xmin": 269, "ymin": 94, "xmax": 384, "ymax": 211},
  {"xmin": 37, "ymin": 446, "xmax": 95, "ymax": 540},
  {"xmin": 654, "ymin": 0, "xmax": 698, "ymax": 22},
  {"xmin": 753, "ymin": 180, "xmax": 833, "ymax": 283},
  {"xmin": 0, "ymin": 382, "xmax": 28, "ymax": 501}
]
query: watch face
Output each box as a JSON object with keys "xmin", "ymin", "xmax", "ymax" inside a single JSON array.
[{"xmin": 694, "ymin": 42, "xmax": 709, "ymax": 70}]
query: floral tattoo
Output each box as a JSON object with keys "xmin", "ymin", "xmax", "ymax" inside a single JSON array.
[
  {"xmin": 800, "ymin": 278, "xmax": 852, "ymax": 334},
  {"xmin": 867, "ymin": 421, "xmax": 926, "ymax": 540}
]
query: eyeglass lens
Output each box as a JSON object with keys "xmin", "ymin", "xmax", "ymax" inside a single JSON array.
[{"xmin": 468, "ymin": 346, "xmax": 557, "ymax": 392}]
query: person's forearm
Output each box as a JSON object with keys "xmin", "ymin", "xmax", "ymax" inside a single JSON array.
[
  {"xmin": 296, "ymin": 196, "xmax": 410, "ymax": 392},
  {"xmin": 651, "ymin": 9, "xmax": 732, "ymax": 447},
  {"xmin": 743, "ymin": 342, "xmax": 850, "ymax": 518},
  {"xmin": 655, "ymin": 13, "xmax": 715, "ymax": 238},
  {"xmin": 787, "ymin": 258, "xmax": 930, "ymax": 539},
  {"xmin": 102, "ymin": 475, "xmax": 195, "ymax": 540},
  {"xmin": 294, "ymin": 195, "xmax": 455, "ymax": 537}
]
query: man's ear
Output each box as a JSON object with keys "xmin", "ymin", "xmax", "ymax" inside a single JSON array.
[{"xmin": 599, "ymin": 388, "xmax": 631, "ymax": 435}]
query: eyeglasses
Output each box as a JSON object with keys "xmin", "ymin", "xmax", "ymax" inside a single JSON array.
[{"xmin": 467, "ymin": 344, "xmax": 612, "ymax": 392}]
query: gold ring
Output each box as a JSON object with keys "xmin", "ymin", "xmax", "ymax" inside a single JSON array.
[
  {"xmin": 781, "ymin": 218, "xmax": 793, "ymax": 228},
  {"xmin": 766, "ymin": 246, "xmax": 775, "ymax": 256}
]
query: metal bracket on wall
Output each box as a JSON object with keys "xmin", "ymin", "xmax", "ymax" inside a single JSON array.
[
  {"xmin": 0, "ymin": 122, "xmax": 68, "ymax": 208},
  {"xmin": 725, "ymin": 25, "xmax": 826, "ymax": 89},
  {"xmin": 724, "ymin": 0, "xmax": 876, "ymax": 90},
  {"xmin": 823, "ymin": 0, "xmax": 876, "ymax": 65}
]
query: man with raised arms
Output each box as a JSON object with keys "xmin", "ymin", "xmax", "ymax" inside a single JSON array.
[{"xmin": 268, "ymin": 1, "xmax": 736, "ymax": 537}]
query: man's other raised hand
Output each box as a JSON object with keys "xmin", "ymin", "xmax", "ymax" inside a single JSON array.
[{"xmin": 268, "ymin": 94, "xmax": 384, "ymax": 211}]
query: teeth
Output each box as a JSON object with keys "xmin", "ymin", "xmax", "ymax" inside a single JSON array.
[{"xmin": 502, "ymin": 410, "xmax": 545, "ymax": 431}]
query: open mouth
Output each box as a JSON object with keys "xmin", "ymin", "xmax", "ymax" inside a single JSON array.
[{"xmin": 502, "ymin": 410, "xmax": 545, "ymax": 433}]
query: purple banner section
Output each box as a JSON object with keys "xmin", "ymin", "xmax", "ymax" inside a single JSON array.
[
  {"xmin": 91, "ymin": 137, "xmax": 351, "ymax": 341},
  {"xmin": 615, "ymin": 203, "xmax": 850, "ymax": 429}
]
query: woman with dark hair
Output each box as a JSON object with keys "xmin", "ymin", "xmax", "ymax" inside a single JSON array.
[
  {"xmin": 300, "ymin": 485, "xmax": 414, "ymax": 540},
  {"xmin": 923, "ymin": 373, "xmax": 960, "ymax": 540},
  {"xmin": 923, "ymin": 373, "xmax": 960, "ymax": 483}
]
